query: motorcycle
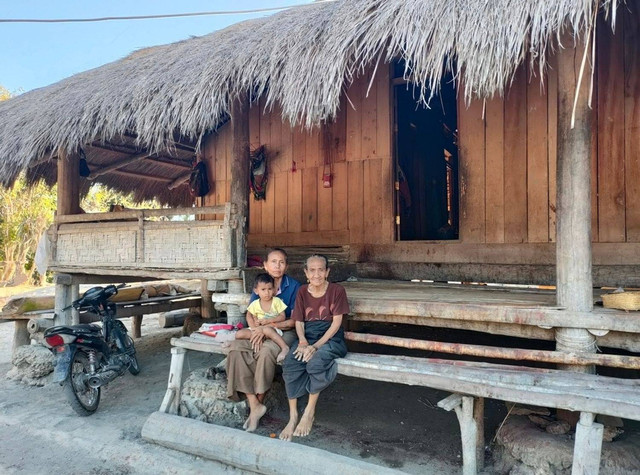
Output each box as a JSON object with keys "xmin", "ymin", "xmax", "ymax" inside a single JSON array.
[{"xmin": 43, "ymin": 284, "xmax": 140, "ymax": 416}]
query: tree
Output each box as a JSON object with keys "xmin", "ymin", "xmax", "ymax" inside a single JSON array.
[
  {"xmin": 81, "ymin": 183, "xmax": 158, "ymax": 213},
  {"xmin": 0, "ymin": 175, "xmax": 57, "ymax": 284}
]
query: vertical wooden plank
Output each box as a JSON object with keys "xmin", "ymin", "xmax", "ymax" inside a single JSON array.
[
  {"xmin": 230, "ymin": 94, "xmax": 250, "ymax": 267},
  {"xmin": 249, "ymin": 103, "xmax": 261, "ymax": 150},
  {"xmin": 547, "ymin": 54, "xmax": 558, "ymax": 242},
  {"xmin": 287, "ymin": 168, "xmax": 302, "ymax": 233},
  {"xmin": 458, "ymin": 95, "xmax": 486, "ymax": 243},
  {"xmin": 273, "ymin": 172, "xmax": 288, "ymax": 233},
  {"xmin": 260, "ymin": 101, "xmax": 275, "ymax": 234},
  {"xmin": 363, "ymin": 159, "xmax": 384, "ymax": 243},
  {"xmin": 317, "ymin": 167, "xmax": 333, "ymax": 231},
  {"xmin": 346, "ymin": 74, "xmax": 363, "ymax": 161},
  {"xmin": 376, "ymin": 62, "xmax": 392, "ymax": 161},
  {"xmin": 348, "ymin": 160, "xmax": 364, "ymax": 242},
  {"xmin": 379, "ymin": 155, "xmax": 395, "ymax": 244},
  {"xmin": 503, "ymin": 65, "xmax": 528, "ymax": 243},
  {"xmin": 301, "ymin": 167, "xmax": 318, "ymax": 232},
  {"xmin": 292, "ymin": 126, "xmax": 307, "ymax": 170},
  {"xmin": 270, "ymin": 104, "xmax": 284, "ymax": 172},
  {"xmin": 597, "ymin": 13, "xmax": 626, "ymax": 242},
  {"xmin": 361, "ymin": 68, "xmax": 378, "ymax": 159},
  {"xmin": 306, "ymin": 127, "xmax": 322, "ymax": 169},
  {"xmin": 332, "ymin": 161, "xmax": 348, "ymax": 230},
  {"xmin": 591, "ymin": 64, "xmax": 599, "ymax": 243},
  {"xmin": 625, "ymin": 3, "xmax": 640, "ymax": 241},
  {"xmin": 484, "ymin": 97, "xmax": 505, "ymax": 243},
  {"xmin": 527, "ymin": 73, "xmax": 549, "ymax": 242}
]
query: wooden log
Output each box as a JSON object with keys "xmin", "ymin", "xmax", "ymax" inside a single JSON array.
[
  {"xmin": 555, "ymin": 30, "xmax": 596, "ymax": 370},
  {"xmin": 132, "ymin": 315, "xmax": 143, "ymax": 339},
  {"xmin": 88, "ymin": 151, "xmax": 148, "ymax": 180},
  {"xmin": 571, "ymin": 412, "xmax": 603, "ymax": 475},
  {"xmin": 27, "ymin": 318, "xmax": 54, "ymax": 334},
  {"xmin": 344, "ymin": 332, "xmax": 640, "ymax": 370},
  {"xmin": 158, "ymin": 309, "xmax": 190, "ymax": 328},
  {"xmin": 230, "ymin": 93, "xmax": 250, "ymax": 267}
]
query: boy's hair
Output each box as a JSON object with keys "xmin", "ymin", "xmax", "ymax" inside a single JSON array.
[
  {"xmin": 254, "ymin": 273, "xmax": 275, "ymax": 287},
  {"xmin": 305, "ymin": 254, "xmax": 330, "ymax": 270},
  {"xmin": 264, "ymin": 247, "xmax": 288, "ymax": 263}
]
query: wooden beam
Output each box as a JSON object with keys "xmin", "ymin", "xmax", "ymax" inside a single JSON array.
[
  {"xmin": 111, "ymin": 169, "xmax": 172, "ymax": 183},
  {"xmin": 56, "ymin": 149, "xmax": 81, "ymax": 215},
  {"xmin": 55, "ymin": 204, "xmax": 229, "ymax": 224},
  {"xmin": 345, "ymin": 331, "xmax": 640, "ymax": 369},
  {"xmin": 230, "ymin": 92, "xmax": 250, "ymax": 267},
  {"xmin": 168, "ymin": 171, "xmax": 192, "ymax": 190},
  {"xmin": 88, "ymin": 151, "xmax": 148, "ymax": 179}
]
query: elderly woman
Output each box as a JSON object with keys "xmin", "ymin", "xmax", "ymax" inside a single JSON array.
[
  {"xmin": 226, "ymin": 248, "xmax": 300, "ymax": 432},
  {"xmin": 279, "ymin": 254, "xmax": 349, "ymax": 441}
]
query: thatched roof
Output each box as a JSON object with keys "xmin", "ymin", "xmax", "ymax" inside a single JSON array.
[{"xmin": 0, "ymin": 0, "xmax": 618, "ymax": 201}]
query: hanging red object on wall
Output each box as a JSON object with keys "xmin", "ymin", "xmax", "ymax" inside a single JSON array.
[{"xmin": 322, "ymin": 170, "xmax": 332, "ymax": 188}]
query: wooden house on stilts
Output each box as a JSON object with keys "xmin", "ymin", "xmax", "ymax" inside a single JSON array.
[{"xmin": 1, "ymin": 0, "xmax": 640, "ymax": 471}]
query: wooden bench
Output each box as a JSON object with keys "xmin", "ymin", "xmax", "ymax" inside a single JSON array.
[{"xmin": 159, "ymin": 335, "xmax": 640, "ymax": 475}]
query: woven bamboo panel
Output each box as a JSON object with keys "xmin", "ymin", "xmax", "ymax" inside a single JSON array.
[
  {"xmin": 143, "ymin": 224, "xmax": 232, "ymax": 267},
  {"xmin": 56, "ymin": 229, "xmax": 137, "ymax": 265},
  {"xmin": 54, "ymin": 220, "xmax": 233, "ymax": 269}
]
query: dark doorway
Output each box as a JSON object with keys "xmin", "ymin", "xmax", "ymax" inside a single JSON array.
[{"xmin": 394, "ymin": 63, "xmax": 459, "ymax": 241}]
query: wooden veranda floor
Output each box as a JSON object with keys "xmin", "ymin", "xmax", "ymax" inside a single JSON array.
[{"xmin": 339, "ymin": 279, "xmax": 640, "ymax": 351}]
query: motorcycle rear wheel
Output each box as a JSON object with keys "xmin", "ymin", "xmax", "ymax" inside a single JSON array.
[
  {"xmin": 63, "ymin": 350, "xmax": 100, "ymax": 416},
  {"xmin": 124, "ymin": 335, "xmax": 140, "ymax": 375}
]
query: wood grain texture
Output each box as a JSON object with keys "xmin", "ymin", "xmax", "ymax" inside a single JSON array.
[
  {"xmin": 625, "ymin": 3, "xmax": 640, "ymax": 241},
  {"xmin": 503, "ymin": 65, "xmax": 528, "ymax": 243},
  {"xmin": 597, "ymin": 14, "xmax": 626, "ymax": 242},
  {"xmin": 348, "ymin": 160, "xmax": 365, "ymax": 242},
  {"xmin": 527, "ymin": 72, "xmax": 549, "ymax": 243},
  {"xmin": 547, "ymin": 54, "xmax": 558, "ymax": 243},
  {"xmin": 484, "ymin": 97, "xmax": 505, "ymax": 243}
]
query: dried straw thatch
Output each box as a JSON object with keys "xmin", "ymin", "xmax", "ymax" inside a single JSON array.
[{"xmin": 0, "ymin": 0, "xmax": 618, "ymax": 193}]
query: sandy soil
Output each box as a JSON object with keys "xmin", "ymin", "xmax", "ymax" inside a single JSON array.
[{"xmin": 0, "ymin": 286, "xmax": 500, "ymax": 474}]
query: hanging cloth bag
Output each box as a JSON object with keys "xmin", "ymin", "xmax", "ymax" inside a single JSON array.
[{"xmin": 189, "ymin": 161, "xmax": 210, "ymax": 197}]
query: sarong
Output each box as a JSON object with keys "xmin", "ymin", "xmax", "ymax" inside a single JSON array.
[{"xmin": 282, "ymin": 321, "xmax": 347, "ymax": 399}]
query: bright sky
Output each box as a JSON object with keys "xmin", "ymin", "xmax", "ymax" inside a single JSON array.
[{"xmin": 1, "ymin": 1, "xmax": 313, "ymax": 94}]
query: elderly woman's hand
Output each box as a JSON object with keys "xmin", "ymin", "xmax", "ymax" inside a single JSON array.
[
  {"xmin": 294, "ymin": 344, "xmax": 317, "ymax": 362},
  {"xmin": 249, "ymin": 327, "xmax": 266, "ymax": 352}
]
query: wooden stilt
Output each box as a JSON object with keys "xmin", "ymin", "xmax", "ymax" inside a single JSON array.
[
  {"xmin": 438, "ymin": 394, "xmax": 479, "ymax": 475},
  {"xmin": 572, "ymin": 412, "xmax": 603, "ymax": 475},
  {"xmin": 12, "ymin": 320, "xmax": 30, "ymax": 356},
  {"xmin": 159, "ymin": 346, "xmax": 186, "ymax": 415},
  {"xmin": 132, "ymin": 315, "xmax": 143, "ymax": 339}
]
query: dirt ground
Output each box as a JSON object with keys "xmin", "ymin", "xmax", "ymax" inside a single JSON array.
[{"xmin": 0, "ymin": 286, "xmax": 510, "ymax": 474}]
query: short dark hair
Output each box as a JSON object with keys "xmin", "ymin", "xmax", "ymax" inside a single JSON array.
[
  {"xmin": 265, "ymin": 247, "xmax": 288, "ymax": 263},
  {"xmin": 305, "ymin": 254, "xmax": 329, "ymax": 270},
  {"xmin": 254, "ymin": 273, "xmax": 275, "ymax": 287}
]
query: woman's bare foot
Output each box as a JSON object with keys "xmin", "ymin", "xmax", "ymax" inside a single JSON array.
[
  {"xmin": 242, "ymin": 416, "xmax": 251, "ymax": 430},
  {"xmin": 293, "ymin": 410, "xmax": 315, "ymax": 437},
  {"xmin": 245, "ymin": 404, "xmax": 267, "ymax": 432},
  {"xmin": 279, "ymin": 414, "xmax": 299, "ymax": 441},
  {"xmin": 276, "ymin": 346, "xmax": 289, "ymax": 363}
]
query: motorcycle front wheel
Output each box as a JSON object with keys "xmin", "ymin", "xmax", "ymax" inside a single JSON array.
[
  {"xmin": 63, "ymin": 350, "xmax": 100, "ymax": 416},
  {"xmin": 123, "ymin": 335, "xmax": 140, "ymax": 375}
]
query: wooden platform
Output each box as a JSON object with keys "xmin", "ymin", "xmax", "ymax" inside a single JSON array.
[{"xmin": 212, "ymin": 278, "xmax": 640, "ymax": 352}]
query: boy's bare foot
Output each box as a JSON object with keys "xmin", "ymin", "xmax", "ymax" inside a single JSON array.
[
  {"xmin": 293, "ymin": 411, "xmax": 314, "ymax": 437},
  {"xmin": 245, "ymin": 404, "xmax": 267, "ymax": 432},
  {"xmin": 276, "ymin": 347, "xmax": 289, "ymax": 363},
  {"xmin": 242, "ymin": 416, "xmax": 251, "ymax": 430},
  {"xmin": 279, "ymin": 414, "xmax": 299, "ymax": 441}
]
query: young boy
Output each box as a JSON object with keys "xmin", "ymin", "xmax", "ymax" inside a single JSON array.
[{"xmin": 236, "ymin": 273, "xmax": 290, "ymax": 362}]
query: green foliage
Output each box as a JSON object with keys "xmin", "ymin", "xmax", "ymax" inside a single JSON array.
[
  {"xmin": 81, "ymin": 183, "xmax": 158, "ymax": 213},
  {"xmin": 0, "ymin": 175, "xmax": 57, "ymax": 283}
]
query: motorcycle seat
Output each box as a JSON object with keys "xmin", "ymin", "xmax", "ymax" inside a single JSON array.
[{"xmin": 48, "ymin": 324, "xmax": 102, "ymax": 335}]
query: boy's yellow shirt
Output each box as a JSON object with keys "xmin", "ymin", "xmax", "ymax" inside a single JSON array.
[{"xmin": 246, "ymin": 296, "xmax": 287, "ymax": 321}]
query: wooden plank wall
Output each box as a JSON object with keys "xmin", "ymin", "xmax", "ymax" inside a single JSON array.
[
  {"xmin": 459, "ymin": 6, "xmax": 639, "ymax": 246},
  {"xmin": 202, "ymin": 6, "xmax": 639, "ymax": 257},
  {"xmin": 203, "ymin": 63, "xmax": 394, "ymax": 247}
]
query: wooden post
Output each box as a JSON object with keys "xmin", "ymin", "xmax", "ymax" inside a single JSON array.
[
  {"xmin": 438, "ymin": 394, "xmax": 479, "ymax": 475},
  {"xmin": 555, "ymin": 30, "xmax": 596, "ymax": 372},
  {"xmin": 55, "ymin": 151, "xmax": 81, "ymax": 326},
  {"xmin": 12, "ymin": 320, "xmax": 30, "ymax": 356},
  {"xmin": 159, "ymin": 346, "xmax": 187, "ymax": 415},
  {"xmin": 200, "ymin": 279, "xmax": 214, "ymax": 319},
  {"xmin": 572, "ymin": 412, "xmax": 603, "ymax": 475},
  {"xmin": 230, "ymin": 93, "xmax": 250, "ymax": 268}
]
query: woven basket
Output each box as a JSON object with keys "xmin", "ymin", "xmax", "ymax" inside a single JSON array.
[{"xmin": 602, "ymin": 291, "xmax": 640, "ymax": 311}]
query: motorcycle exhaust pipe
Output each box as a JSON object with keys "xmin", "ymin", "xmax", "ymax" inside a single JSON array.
[{"xmin": 87, "ymin": 369, "xmax": 119, "ymax": 388}]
